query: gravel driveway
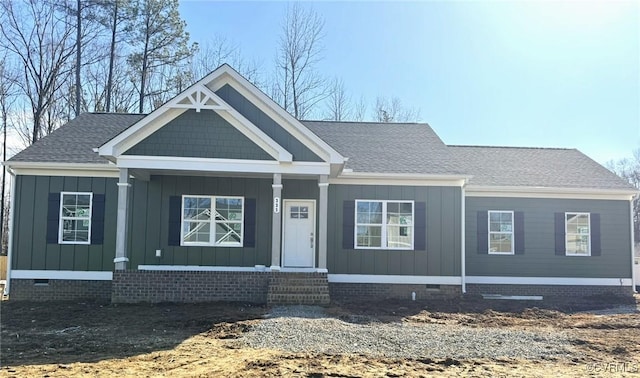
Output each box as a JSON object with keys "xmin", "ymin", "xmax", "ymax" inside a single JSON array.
[{"xmin": 241, "ymin": 306, "xmax": 573, "ymax": 360}]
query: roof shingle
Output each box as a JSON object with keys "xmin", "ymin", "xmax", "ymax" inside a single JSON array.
[{"xmin": 8, "ymin": 113, "xmax": 632, "ymax": 191}]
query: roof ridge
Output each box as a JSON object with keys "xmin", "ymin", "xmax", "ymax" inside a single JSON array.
[
  {"xmin": 86, "ymin": 112, "xmax": 148, "ymax": 116},
  {"xmin": 448, "ymin": 144, "xmax": 575, "ymax": 151}
]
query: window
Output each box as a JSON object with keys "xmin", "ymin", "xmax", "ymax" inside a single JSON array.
[
  {"xmin": 488, "ymin": 211, "xmax": 514, "ymax": 254},
  {"xmin": 59, "ymin": 192, "xmax": 92, "ymax": 244},
  {"xmin": 181, "ymin": 195, "xmax": 244, "ymax": 247},
  {"xmin": 355, "ymin": 200, "xmax": 414, "ymax": 249},
  {"xmin": 565, "ymin": 212, "xmax": 590, "ymax": 256}
]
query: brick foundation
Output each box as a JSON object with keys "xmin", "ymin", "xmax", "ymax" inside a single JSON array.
[
  {"xmin": 465, "ymin": 284, "xmax": 634, "ymax": 299},
  {"xmin": 111, "ymin": 270, "xmax": 270, "ymax": 303},
  {"xmin": 9, "ymin": 279, "xmax": 112, "ymax": 302},
  {"xmin": 329, "ymin": 283, "xmax": 461, "ymax": 302}
]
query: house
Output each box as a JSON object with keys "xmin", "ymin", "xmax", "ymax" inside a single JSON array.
[{"xmin": 3, "ymin": 64, "xmax": 637, "ymax": 304}]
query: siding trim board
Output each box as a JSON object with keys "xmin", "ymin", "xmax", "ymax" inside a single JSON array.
[
  {"xmin": 11, "ymin": 270, "xmax": 113, "ymax": 280},
  {"xmin": 466, "ymin": 276, "xmax": 633, "ymax": 286},
  {"xmin": 466, "ymin": 186, "xmax": 635, "ymax": 201},
  {"xmin": 328, "ymin": 274, "xmax": 462, "ymax": 285}
]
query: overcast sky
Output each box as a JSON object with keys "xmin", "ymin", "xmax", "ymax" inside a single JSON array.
[{"xmin": 180, "ymin": 0, "xmax": 639, "ymax": 165}]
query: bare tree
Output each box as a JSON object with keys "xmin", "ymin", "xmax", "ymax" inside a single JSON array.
[
  {"xmin": 191, "ymin": 37, "xmax": 261, "ymax": 84},
  {"xmin": 607, "ymin": 149, "xmax": 640, "ymax": 242},
  {"xmin": 353, "ymin": 95, "xmax": 367, "ymax": 122},
  {"xmin": 274, "ymin": 2, "xmax": 326, "ymax": 119},
  {"xmin": 0, "ymin": 57, "xmax": 18, "ymax": 254},
  {"xmin": 323, "ymin": 77, "xmax": 351, "ymax": 121},
  {"xmin": 126, "ymin": 0, "xmax": 196, "ymax": 113},
  {"xmin": 0, "ymin": 0, "xmax": 77, "ymax": 144},
  {"xmin": 373, "ymin": 96, "xmax": 421, "ymax": 123}
]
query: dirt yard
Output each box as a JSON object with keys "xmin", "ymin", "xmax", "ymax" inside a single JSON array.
[{"xmin": 1, "ymin": 296, "xmax": 639, "ymax": 377}]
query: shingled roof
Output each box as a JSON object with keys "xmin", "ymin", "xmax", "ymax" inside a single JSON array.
[
  {"xmin": 9, "ymin": 113, "xmax": 145, "ymax": 164},
  {"xmin": 302, "ymin": 120, "xmax": 464, "ymax": 175},
  {"xmin": 7, "ymin": 113, "xmax": 632, "ymax": 191},
  {"xmin": 450, "ymin": 145, "xmax": 632, "ymax": 190}
]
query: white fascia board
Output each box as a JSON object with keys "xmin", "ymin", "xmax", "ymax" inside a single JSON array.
[
  {"xmin": 207, "ymin": 67, "xmax": 344, "ymax": 165},
  {"xmin": 465, "ymin": 185, "xmax": 638, "ymax": 201},
  {"xmin": 6, "ymin": 162, "xmax": 119, "ymax": 178},
  {"xmin": 466, "ymin": 276, "xmax": 633, "ymax": 286},
  {"xmin": 118, "ymin": 155, "xmax": 330, "ymax": 175},
  {"xmin": 327, "ymin": 274, "xmax": 462, "ymax": 285},
  {"xmin": 330, "ymin": 172, "xmax": 470, "ymax": 187},
  {"xmin": 139, "ymin": 265, "xmax": 262, "ymax": 272},
  {"xmin": 11, "ymin": 270, "xmax": 113, "ymax": 280}
]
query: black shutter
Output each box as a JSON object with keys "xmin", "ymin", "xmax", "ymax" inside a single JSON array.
[
  {"xmin": 414, "ymin": 202, "xmax": 426, "ymax": 251},
  {"xmin": 477, "ymin": 211, "xmax": 488, "ymax": 254},
  {"xmin": 514, "ymin": 211, "xmax": 525, "ymax": 254},
  {"xmin": 591, "ymin": 213, "xmax": 601, "ymax": 256},
  {"xmin": 342, "ymin": 200, "xmax": 355, "ymax": 249},
  {"xmin": 90, "ymin": 194, "xmax": 105, "ymax": 245},
  {"xmin": 46, "ymin": 193, "xmax": 61, "ymax": 244},
  {"xmin": 555, "ymin": 212, "xmax": 566, "ymax": 255},
  {"xmin": 168, "ymin": 196, "xmax": 182, "ymax": 246},
  {"xmin": 244, "ymin": 198, "xmax": 256, "ymax": 248}
]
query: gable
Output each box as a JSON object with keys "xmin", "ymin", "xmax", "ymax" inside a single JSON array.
[
  {"xmin": 215, "ymin": 84, "xmax": 322, "ymax": 162},
  {"xmin": 98, "ymin": 65, "xmax": 343, "ymax": 166},
  {"xmin": 124, "ymin": 109, "xmax": 272, "ymax": 160}
]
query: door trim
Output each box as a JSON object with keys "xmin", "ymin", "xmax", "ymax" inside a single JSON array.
[{"xmin": 281, "ymin": 199, "xmax": 316, "ymax": 268}]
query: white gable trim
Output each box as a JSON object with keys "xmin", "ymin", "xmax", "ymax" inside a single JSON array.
[
  {"xmin": 98, "ymin": 82, "xmax": 293, "ymax": 162},
  {"xmin": 466, "ymin": 185, "xmax": 637, "ymax": 201},
  {"xmin": 206, "ymin": 65, "xmax": 344, "ymax": 164},
  {"xmin": 117, "ymin": 155, "xmax": 330, "ymax": 175}
]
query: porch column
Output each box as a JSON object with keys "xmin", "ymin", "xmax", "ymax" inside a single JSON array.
[
  {"xmin": 270, "ymin": 173, "xmax": 282, "ymax": 270},
  {"xmin": 114, "ymin": 168, "xmax": 130, "ymax": 270},
  {"xmin": 318, "ymin": 175, "xmax": 329, "ymax": 271}
]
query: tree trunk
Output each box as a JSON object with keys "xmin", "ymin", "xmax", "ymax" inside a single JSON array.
[
  {"xmin": 106, "ymin": 0, "xmax": 118, "ymax": 113},
  {"xmin": 75, "ymin": 0, "xmax": 81, "ymax": 116},
  {"xmin": 1, "ymin": 100, "xmax": 6, "ymax": 254}
]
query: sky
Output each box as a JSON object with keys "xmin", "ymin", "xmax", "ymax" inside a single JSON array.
[{"xmin": 179, "ymin": 0, "xmax": 639, "ymax": 165}]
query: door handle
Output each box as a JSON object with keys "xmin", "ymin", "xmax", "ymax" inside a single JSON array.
[{"xmin": 310, "ymin": 232, "xmax": 314, "ymax": 248}]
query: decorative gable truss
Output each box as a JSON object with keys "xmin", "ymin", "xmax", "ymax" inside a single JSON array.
[{"xmin": 172, "ymin": 84, "xmax": 227, "ymax": 112}]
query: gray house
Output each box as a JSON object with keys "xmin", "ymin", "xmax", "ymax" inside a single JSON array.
[{"xmin": 3, "ymin": 65, "xmax": 637, "ymax": 304}]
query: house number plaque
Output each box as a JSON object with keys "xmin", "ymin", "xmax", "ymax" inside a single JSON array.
[{"xmin": 273, "ymin": 197, "xmax": 280, "ymax": 213}]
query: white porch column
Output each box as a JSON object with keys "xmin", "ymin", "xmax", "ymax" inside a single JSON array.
[
  {"xmin": 270, "ymin": 173, "xmax": 282, "ymax": 270},
  {"xmin": 114, "ymin": 168, "xmax": 130, "ymax": 270},
  {"xmin": 318, "ymin": 175, "xmax": 329, "ymax": 271}
]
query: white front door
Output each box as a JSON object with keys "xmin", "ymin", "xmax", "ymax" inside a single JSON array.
[{"xmin": 282, "ymin": 200, "xmax": 315, "ymax": 268}]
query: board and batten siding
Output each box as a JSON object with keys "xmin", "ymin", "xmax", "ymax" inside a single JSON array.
[
  {"xmin": 124, "ymin": 109, "xmax": 273, "ymax": 160},
  {"xmin": 466, "ymin": 197, "xmax": 632, "ymax": 278},
  {"xmin": 127, "ymin": 175, "xmax": 277, "ymax": 268},
  {"xmin": 12, "ymin": 175, "xmax": 118, "ymax": 271},
  {"xmin": 327, "ymin": 185, "xmax": 461, "ymax": 276},
  {"xmin": 215, "ymin": 84, "xmax": 322, "ymax": 162}
]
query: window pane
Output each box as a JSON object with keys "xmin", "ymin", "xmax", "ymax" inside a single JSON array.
[
  {"xmin": 387, "ymin": 202, "xmax": 412, "ymax": 226},
  {"xmin": 490, "ymin": 233, "xmax": 513, "ymax": 253},
  {"xmin": 387, "ymin": 225, "xmax": 412, "ymax": 248},
  {"xmin": 183, "ymin": 221, "xmax": 210, "ymax": 243},
  {"xmin": 356, "ymin": 225, "xmax": 382, "ymax": 247},
  {"xmin": 215, "ymin": 222, "xmax": 242, "ymax": 244},
  {"xmin": 356, "ymin": 201, "xmax": 383, "ymax": 224},
  {"xmin": 215, "ymin": 198, "xmax": 243, "ymax": 221},
  {"xmin": 184, "ymin": 197, "xmax": 211, "ymax": 221}
]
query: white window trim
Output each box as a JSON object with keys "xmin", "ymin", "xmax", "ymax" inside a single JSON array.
[
  {"xmin": 58, "ymin": 191, "xmax": 93, "ymax": 245},
  {"xmin": 488, "ymin": 210, "xmax": 514, "ymax": 255},
  {"xmin": 354, "ymin": 200, "xmax": 415, "ymax": 250},
  {"xmin": 180, "ymin": 195, "xmax": 245, "ymax": 247},
  {"xmin": 565, "ymin": 212, "xmax": 591, "ymax": 256}
]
